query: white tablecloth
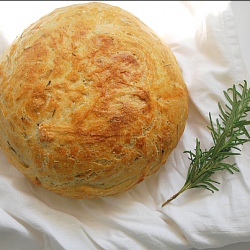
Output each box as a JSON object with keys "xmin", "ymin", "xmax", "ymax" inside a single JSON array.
[{"xmin": 0, "ymin": 1, "xmax": 250, "ymax": 250}]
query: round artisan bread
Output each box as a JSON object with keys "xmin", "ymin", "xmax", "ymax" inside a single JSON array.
[{"xmin": 0, "ymin": 2, "xmax": 188, "ymax": 199}]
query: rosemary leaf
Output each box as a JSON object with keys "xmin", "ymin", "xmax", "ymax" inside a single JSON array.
[{"xmin": 162, "ymin": 81, "xmax": 250, "ymax": 207}]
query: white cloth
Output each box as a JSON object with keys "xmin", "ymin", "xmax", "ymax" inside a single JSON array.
[{"xmin": 0, "ymin": 1, "xmax": 250, "ymax": 249}]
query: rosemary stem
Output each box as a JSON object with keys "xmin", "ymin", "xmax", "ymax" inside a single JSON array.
[
  {"xmin": 161, "ymin": 82, "xmax": 250, "ymax": 207},
  {"xmin": 162, "ymin": 183, "xmax": 189, "ymax": 207}
]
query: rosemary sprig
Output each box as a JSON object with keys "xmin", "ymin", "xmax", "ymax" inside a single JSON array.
[{"xmin": 162, "ymin": 81, "xmax": 250, "ymax": 207}]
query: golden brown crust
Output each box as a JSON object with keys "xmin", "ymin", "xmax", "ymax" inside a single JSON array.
[{"xmin": 0, "ymin": 2, "xmax": 188, "ymax": 199}]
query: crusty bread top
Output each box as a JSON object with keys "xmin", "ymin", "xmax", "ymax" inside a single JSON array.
[{"xmin": 0, "ymin": 2, "xmax": 188, "ymax": 199}]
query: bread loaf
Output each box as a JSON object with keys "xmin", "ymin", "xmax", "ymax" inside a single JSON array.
[{"xmin": 0, "ymin": 2, "xmax": 188, "ymax": 199}]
